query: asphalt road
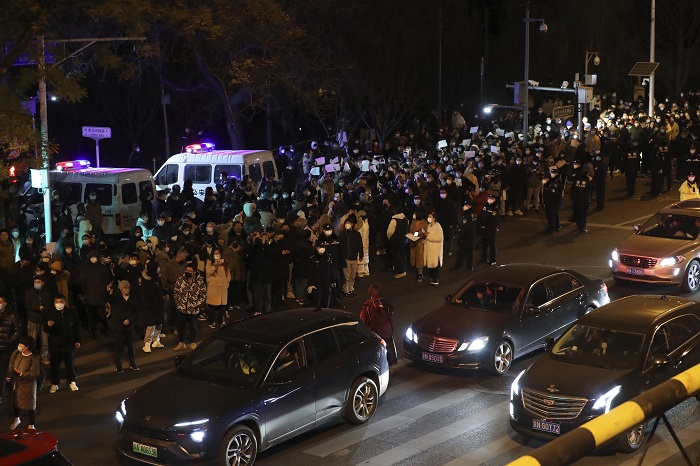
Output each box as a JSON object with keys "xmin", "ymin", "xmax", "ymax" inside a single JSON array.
[{"xmin": 6, "ymin": 174, "xmax": 700, "ymax": 466}]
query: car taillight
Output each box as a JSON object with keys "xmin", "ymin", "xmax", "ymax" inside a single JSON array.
[
  {"xmin": 116, "ymin": 214, "xmax": 121, "ymax": 226},
  {"xmin": 601, "ymin": 282, "xmax": 608, "ymax": 294},
  {"xmin": 379, "ymin": 338, "xmax": 387, "ymax": 348}
]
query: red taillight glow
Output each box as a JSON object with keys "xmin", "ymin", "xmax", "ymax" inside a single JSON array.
[
  {"xmin": 379, "ymin": 338, "xmax": 387, "ymax": 348},
  {"xmin": 601, "ymin": 283, "xmax": 608, "ymax": 294}
]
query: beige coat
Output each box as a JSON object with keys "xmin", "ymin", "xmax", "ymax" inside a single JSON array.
[
  {"xmin": 205, "ymin": 261, "xmax": 231, "ymax": 306},
  {"xmin": 409, "ymin": 219, "xmax": 428, "ymax": 267},
  {"xmin": 7, "ymin": 350, "xmax": 40, "ymax": 411},
  {"xmin": 423, "ymin": 221, "xmax": 444, "ymax": 269}
]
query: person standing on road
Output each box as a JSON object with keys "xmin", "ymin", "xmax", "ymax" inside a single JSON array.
[
  {"xmin": 85, "ymin": 191, "xmax": 104, "ymax": 237},
  {"xmin": 624, "ymin": 142, "xmax": 640, "ymax": 196},
  {"xmin": 7, "ymin": 336, "xmax": 40, "ymax": 430},
  {"xmin": 422, "ymin": 211, "xmax": 444, "ymax": 285},
  {"xmin": 409, "ymin": 211, "xmax": 428, "ymax": 282},
  {"xmin": 570, "ymin": 160, "xmax": 592, "ymax": 233},
  {"xmin": 206, "ymin": 249, "xmax": 231, "ymax": 328},
  {"xmin": 308, "ymin": 241, "xmax": 334, "ymax": 308},
  {"xmin": 542, "ymin": 168, "xmax": 563, "ymax": 233},
  {"xmin": 108, "ymin": 281, "xmax": 140, "ymax": 373},
  {"xmin": 479, "ymin": 193, "xmax": 499, "ymax": 265},
  {"xmin": 453, "ymin": 200, "xmax": 477, "ymax": 270},
  {"xmin": 43, "ymin": 294, "xmax": 80, "ymax": 393},
  {"xmin": 339, "ymin": 215, "xmax": 363, "ymax": 298},
  {"xmin": 173, "ymin": 264, "xmax": 206, "ymax": 351},
  {"xmin": 386, "ymin": 205, "xmax": 409, "ymax": 279},
  {"xmin": 77, "ymin": 250, "xmax": 111, "ymax": 339},
  {"xmin": 592, "ymin": 147, "xmax": 609, "ymax": 210},
  {"xmin": 679, "ymin": 171, "xmax": 700, "ymax": 202},
  {"xmin": 24, "ymin": 275, "xmax": 52, "ymax": 366},
  {"xmin": 359, "ymin": 284, "xmax": 397, "ymax": 366},
  {"xmin": 140, "ymin": 261, "xmax": 166, "ymax": 353},
  {"xmin": 0, "ymin": 296, "xmax": 20, "ymax": 404}
]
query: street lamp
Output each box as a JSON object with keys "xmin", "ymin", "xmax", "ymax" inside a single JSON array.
[
  {"xmin": 523, "ymin": 0, "xmax": 547, "ymax": 149},
  {"xmin": 483, "ymin": 103, "xmax": 522, "ymax": 114}
]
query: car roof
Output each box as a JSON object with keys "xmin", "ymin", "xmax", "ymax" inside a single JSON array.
[
  {"xmin": 218, "ymin": 308, "xmax": 361, "ymax": 346},
  {"xmin": 469, "ymin": 263, "xmax": 572, "ymax": 286},
  {"xmin": 581, "ymin": 295, "xmax": 699, "ymax": 333},
  {"xmin": 660, "ymin": 199, "xmax": 700, "ymax": 216}
]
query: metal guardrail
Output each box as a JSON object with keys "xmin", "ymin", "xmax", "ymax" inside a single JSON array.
[{"xmin": 507, "ymin": 363, "xmax": 700, "ymax": 466}]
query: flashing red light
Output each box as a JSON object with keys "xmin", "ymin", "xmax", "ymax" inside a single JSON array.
[
  {"xmin": 56, "ymin": 160, "xmax": 91, "ymax": 171},
  {"xmin": 185, "ymin": 142, "xmax": 215, "ymax": 153},
  {"xmin": 9, "ymin": 165, "xmax": 16, "ymax": 178}
]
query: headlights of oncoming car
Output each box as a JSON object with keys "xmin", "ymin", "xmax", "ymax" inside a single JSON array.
[
  {"xmin": 457, "ymin": 337, "xmax": 489, "ymax": 352},
  {"xmin": 592, "ymin": 385, "xmax": 621, "ymax": 413},
  {"xmin": 190, "ymin": 431, "xmax": 206, "ymax": 443},
  {"xmin": 511, "ymin": 370, "xmax": 525, "ymax": 401},
  {"xmin": 611, "ymin": 249, "xmax": 619, "ymax": 261},
  {"xmin": 405, "ymin": 326, "xmax": 418, "ymax": 343},
  {"xmin": 658, "ymin": 255, "xmax": 684, "ymax": 267}
]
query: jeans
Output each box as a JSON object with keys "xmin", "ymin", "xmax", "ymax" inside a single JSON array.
[
  {"xmin": 176, "ymin": 313, "xmax": 199, "ymax": 344},
  {"xmin": 208, "ymin": 304, "xmax": 226, "ymax": 326},
  {"xmin": 111, "ymin": 327, "xmax": 136, "ymax": 370}
]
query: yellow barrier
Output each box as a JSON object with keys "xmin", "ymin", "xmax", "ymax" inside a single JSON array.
[{"xmin": 507, "ymin": 363, "xmax": 700, "ymax": 466}]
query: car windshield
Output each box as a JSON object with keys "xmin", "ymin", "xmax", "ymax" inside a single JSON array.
[
  {"xmin": 450, "ymin": 281, "xmax": 524, "ymax": 313},
  {"xmin": 177, "ymin": 337, "xmax": 275, "ymax": 388},
  {"xmin": 551, "ymin": 324, "xmax": 646, "ymax": 370},
  {"xmin": 637, "ymin": 213, "xmax": 700, "ymax": 240}
]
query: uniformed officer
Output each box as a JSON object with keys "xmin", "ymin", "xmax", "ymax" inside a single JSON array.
[
  {"xmin": 592, "ymin": 147, "xmax": 608, "ymax": 210},
  {"xmin": 679, "ymin": 171, "xmax": 700, "ymax": 202},
  {"xmin": 542, "ymin": 167, "xmax": 563, "ymax": 233},
  {"xmin": 478, "ymin": 193, "xmax": 499, "ymax": 265},
  {"xmin": 684, "ymin": 144, "xmax": 700, "ymax": 178},
  {"xmin": 648, "ymin": 144, "xmax": 664, "ymax": 197},
  {"xmin": 452, "ymin": 199, "xmax": 477, "ymax": 270},
  {"xmin": 625, "ymin": 141, "xmax": 640, "ymax": 196},
  {"xmin": 570, "ymin": 160, "xmax": 592, "ymax": 233}
]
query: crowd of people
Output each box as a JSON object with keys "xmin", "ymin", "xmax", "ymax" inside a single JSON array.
[{"xmin": 2, "ymin": 88, "xmax": 700, "ymax": 429}]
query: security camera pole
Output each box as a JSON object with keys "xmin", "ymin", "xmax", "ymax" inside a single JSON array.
[{"xmin": 522, "ymin": 0, "xmax": 547, "ymax": 150}]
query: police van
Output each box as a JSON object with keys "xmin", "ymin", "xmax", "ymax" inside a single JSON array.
[
  {"xmin": 153, "ymin": 143, "xmax": 278, "ymax": 200},
  {"xmin": 21, "ymin": 161, "xmax": 155, "ymax": 236}
]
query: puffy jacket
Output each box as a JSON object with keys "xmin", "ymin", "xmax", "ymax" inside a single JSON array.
[
  {"xmin": 0, "ymin": 307, "xmax": 20, "ymax": 353},
  {"xmin": 174, "ymin": 274, "xmax": 206, "ymax": 314},
  {"xmin": 43, "ymin": 307, "xmax": 81, "ymax": 347}
]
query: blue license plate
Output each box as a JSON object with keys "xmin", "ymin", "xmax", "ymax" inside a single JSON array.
[
  {"xmin": 532, "ymin": 419, "xmax": 560, "ymax": 434},
  {"xmin": 421, "ymin": 352, "xmax": 444, "ymax": 364},
  {"xmin": 627, "ymin": 267, "xmax": 644, "ymax": 276}
]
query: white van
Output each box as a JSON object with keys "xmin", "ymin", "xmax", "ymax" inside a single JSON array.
[
  {"xmin": 153, "ymin": 144, "xmax": 278, "ymax": 200},
  {"xmin": 22, "ymin": 167, "xmax": 155, "ymax": 236}
]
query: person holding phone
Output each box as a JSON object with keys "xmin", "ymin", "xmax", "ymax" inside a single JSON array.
[{"xmin": 206, "ymin": 248, "xmax": 231, "ymax": 328}]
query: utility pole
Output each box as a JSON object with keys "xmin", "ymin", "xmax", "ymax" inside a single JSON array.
[{"xmin": 648, "ymin": 0, "xmax": 656, "ymax": 117}]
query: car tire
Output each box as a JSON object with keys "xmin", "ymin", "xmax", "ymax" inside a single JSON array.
[
  {"xmin": 488, "ymin": 340, "xmax": 513, "ymax": 376},
  {"xmin": 344, "ymin": 376, "xmax": 379, "ymax": 425},
  {"xmin": 219, "ymin": 425, "xmax": 257, "ymax": 466},
  {"xmin": 617, "ymin": 422, "xmax": 645, "ymax": 453},
  {"xmin": 681, "ymin": 260, "xmax": 700, "ymax": 292}
]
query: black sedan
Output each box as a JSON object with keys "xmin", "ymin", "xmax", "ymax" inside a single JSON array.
[
  {"xmin": 404, "ymin": 264, "xmax": 609, "ymax": 375},
  {"xmin": 509, "ymin": 295, "xmax": 700, "ymax": 452},
  {"xmin": 116, "ymin": 308, "xmax": 389, "ymax": 465}
]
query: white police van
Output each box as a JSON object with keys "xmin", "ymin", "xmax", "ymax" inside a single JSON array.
[
  {"xmin": 21, "ymin": 160, "xmax": 155, "ymax": 236},
  {"xmin": 153, "ymin": 143, "xmax": 278, "ymax": 200}
]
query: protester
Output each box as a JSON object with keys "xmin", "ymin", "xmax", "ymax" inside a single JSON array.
[
  {"xmin": 7, "ymin": 336, "xmax": 41, "ymax": 430},
  {"xmin": 43, "ymin": 294, "xmax": 81, "ymax": 393},
  {"xmin": 359, "ymin": 284, "xmax": 397, "ymax": 366}
]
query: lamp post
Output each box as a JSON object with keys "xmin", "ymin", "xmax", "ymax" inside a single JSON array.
[
  {"xmin": 523, "ymin": 0, "xmax": 547, "ymax": 149},
  {"xmin": 579, "ymin": 51, "xmax": 600, "ymax": 132}
]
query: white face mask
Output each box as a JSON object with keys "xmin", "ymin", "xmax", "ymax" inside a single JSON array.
[
  {"xmin": 316, "ymin": 247, "xmax": 326, "ymax": 254},
  {"xmin": 427, "ymin": 217, "xmax": 434, "ymax": 223},
  {"xmin": 213, "ymin": 255, "xmax": 221, "ymax": 260},
  {"xmin": 129, "ymin": 260, "xmax": 137, "ymax": 266},
  {"xmin": 55, "ymin": 303, "xmax": 65, "ymax": 311},
  {"xmin": 90, "ymin": 257, "xmax": 98, "ymax": 263},
  {"xmin": 689, "ymin": 177, "xmax": 696, "ymax": 183},
  {"xmin": 344, "ymin": 223, "xmax": 352, "ymax": 230},
  {"xmin": 34, "ymin": 283, "xmax": 43, "ymax": 290},
  {"xmin": 90, "ymin": 196, "xmax": 97, "ymax": 201},
  {"xmin": 206, "ymin": 228, "xmax": 214, "ymax": 234},
  {"xmin": 11, "ymin": 232, "xmax": 19, "ymax": 238},
  {"xmin": 170, "ymin": 236, "xmax": 178, "ymax": 241},
  {"xmin": 487, "ymin": 199, "xmax": 496, "ymax": 204},
  {"xmin": 323, "ymin": 230, "xmax": 332, "ymax": 236},
  {"xmin": 463, "ymin": 205, "xmax": 470, "ymax": 211},
  {"xmin": 439, "ymin": 194, "xmax": 447, "ymax": 199},
  {"xmin": 157, "ymin": 220, "xmax": 165, "ymax": 226}
]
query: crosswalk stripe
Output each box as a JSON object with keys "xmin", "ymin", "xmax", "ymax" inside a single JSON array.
[
  {"xmin": 442, "ymin": 434, "xmax": 523, "ymax": 466},
  {"xmin": 382, "ymin": 371, "xmax": 449, "ymax": 402},
  {"xmin": 617, "ymin": 419, "xmax": 700, "ymax": 466},
  {"xmin": 85, "ymin": 368, "xmax": 172, "ymax": 400},
  {"xmin": 354, "ymin": 400, "xmax": 509, "ymax": 466},
  {"xmin": 304, "ymin": 387, "xmax": 478, "ymax": 457}
]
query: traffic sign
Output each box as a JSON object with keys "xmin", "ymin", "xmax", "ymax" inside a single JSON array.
[
  {"xmin": 552, "ymin": 105, "xmax": 575, "ymax": 119},
  {"xmin": 82, "ymin": 126, "xmax": 111, "ymax": 140}
]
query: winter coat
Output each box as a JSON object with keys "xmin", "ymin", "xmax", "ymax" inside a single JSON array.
[
  {"xmin": 163, "ymin": 258, "xmax": 188, "ymax": 291},
  {"xmin": 0, "ymin": 240, "xmax": 13, "ymax": 272},
  {"xmin": 423, "ymin": 221, "xmax": 444, "ymax": 268},
  {"xmin": 25, "ymin": 288, "xmax": 53, "ymax": 324},
  {"xmin": 107, "ymin": 292, "xmax": 138, "ymax": 331},
  {"xmin": 43, "ymin": 307, "xmax": 81, "ymax": 348},
  {"xmin": 222, "ymin": 245, "xmax": 246, "ymax": 282},
  {"xmin": 205, "ymin": 261, "xmax": 231, "ymax": 306},
  {"xmin": 174, "ymin": 274, "xmax": 206, "ymax": 314},
  {"xmin": 409, "ymin": 218, "xmax": 428, "ymax": 267},
  {"xmin": 77, "ymin": 260, "xmax": 111, "ymax": 306},
  {"xmin": 0, "ymin": 307, "xmax": 20, "ymax": 353},
  {"xmin": 339, "ymin": 229, "xmax": 363, "ymax": 262},
  {"xmin": 247, "ymin": 242, "xmax": 275, "ymax": 284},
  {"xmin": 138, "ymin": 275, "xmax": 165, "ymax": 326},
  {"xmin": 7, "ymin": 350, "xmax": 40, "ymax": 410}
]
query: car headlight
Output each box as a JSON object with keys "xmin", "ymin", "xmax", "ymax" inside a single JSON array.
[
  {"xmin": 174, "ymin": 419, "xmax": 209, "ymax": 427},
  {"xmin": 658, "ymin": 255, "xmax": 684, "ymax": 267},
  {"xmin": 592, "ymin": 385, "xmax": 621, "ymax": 413},
  {"xmin": 611, "ymin": 249, "xmax": 619, "ymax": 261},
  {"xmin": 511, "ymin": 370, "xmax": 525, "ymax": 400},
  {"xmin": 468, "ymin": 336, "xmax": 489, "ymax": 351},
  {"xmin": 190, "ymin": 431, "xmax": 206, "ymax": 443},
  {"xmin": 457, "ymin": 341, "xmax": 469, "ymax": 351},
  {"xmin": 405, "ymin": 326, "xmax": 418, "ymax": 343},
  {"xmin": 120, "ymin": 400, "xmax": 127, "ymax": 416}
]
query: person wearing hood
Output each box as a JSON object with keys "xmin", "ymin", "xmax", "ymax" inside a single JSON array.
[
  {"xmin": 386, "ymin": 204, "xmax": 409, "ymax": 279},
  {"xmin": 10, "ymin": 228, "xmax": 22, "ymax": 263},
  {"xmin": 116, "ymin": 252, "xmax": 143, "ymax": 290},
  {"xmin": 126, "ymin": 225, "xmax": 145, "ymax": 253},
  {"xmin": 135, "ymin": 211, "xmax": 152, "ymax": 241},
  {"xmin": 139, "ymin": 261, "xmax": 165, "ymax": 353},
  {"xmin": 0, "ymin": 230, "xmax": 14, "ymax": 276},
  {"xmin": 242, "ymin": 203, "xmax": 263, "ymax": 235}
]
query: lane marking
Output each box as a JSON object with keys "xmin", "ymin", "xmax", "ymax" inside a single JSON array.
[{"xmin": 442, "ymin": 434, "xmax": 525, "ymax": 466}]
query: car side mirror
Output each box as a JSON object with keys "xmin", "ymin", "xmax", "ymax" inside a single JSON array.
[
  {"xmin": 544, "ymin": 337, "xmax": 555, "ymax": 351},
  {"xmin": 651, "ymin": 354, "xmax": 671, "ymax": 367},
  {"xmin": 524, "ymin": 303, "xmax": 538, "ymax": 316},
  {"xmin": 174, "ymin": 356, "xmax": 186, "ymax": 367},
  {"xmin": 633, "ymin": 224, "xmax": 639, "ymax": 232},
  {"xmin": 444, "ymin": 294, "xmax": 452, "ymax": 302}
]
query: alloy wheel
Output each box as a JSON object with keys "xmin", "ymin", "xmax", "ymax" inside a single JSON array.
[
  {"xmin": 353, "ymin": 379, "xmax": 377, "ymax": 422},
  {"xmin": 225, "ymin": 431, "xmax": 255, "ymax": 466}
]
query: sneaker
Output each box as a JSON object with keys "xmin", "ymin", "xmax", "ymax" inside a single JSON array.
[
  {"xmin": 514, "ymin": 210, "xmax": 524, "ymax": 216},
  {"xmin": 28, "ymin": 425, "xmax": 35, "ymax": 430},
  {"xmin": 42, "ymin": 359, "xmax": 51, "ymax": 366},
  {"xmin": 394, "ymin": 272, "xmax": 407, "ymax": 279},
  {"xmin": 208, "ymin": 323, "xmax": 217, "ymax": 329},
  {"xmin": 286, "ymin": 291, "xmax": 296, "ymax": 299},
  {"xmin": 130, "ymin": 365, "xmax": 140, "ymax": 371},
  {"xmin": 9, "ymin": 418, "xmax": 20, "ymax": 430},
  {"xmin": 49, "ymin": 384, "xmax": 59, "ymax": 394},
  {"xmin": 189, "ymin": 343, "xmax": 197, "ymax": 350},
  {"xmin": 151, "ymin": 341, "xmax": 165, "ymax": 349},
  {"xmin": 69, "ymin": 382, "xmax": 79, "ymax": 391},
  {"xmin": 506, "ymin": 211, "xmax": 513, "ymax": 217},
  {"xmin": 116, "ymin": 368, "xmax": 124, "ymax": 374},
  {"xmin": 417, "ymin": 274, "xmax": 423, "ymax": 283},
  {"xmin": 430, "ymin": 279, "xmax": 439, "ymax": 285},
  {"xmin": 142, "ymin": 345, "xmax": 152, "ymax": 353},
  {"xmin": 173, "ymin": 342, "xmax": 186, "ymax": 351},
  {"xmin": 198, "ymin": 314, "xmax": 207, "ymax": 321}
]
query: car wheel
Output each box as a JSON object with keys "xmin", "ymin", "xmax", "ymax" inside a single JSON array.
[
  {"xmin": 219, "ymin": 425, "xmax": 257, "ymax": 466},
  {"xmin": 344, "ymin": 376, "xmax": 379, "ymax": 424},
  {"xmin": 580, "ymin": 306, "xmax": 595, "ymax": 318},
  {"xmin": 682, "ymin": 260, "xmax": 700, "ymax": 292},
  {"xmin": 488, "ymin": 340, "xmax": 513, "ymax": 376},
  {"xmin": 617, "ymin": 422, "xmax": 645, "ymax": 453}
]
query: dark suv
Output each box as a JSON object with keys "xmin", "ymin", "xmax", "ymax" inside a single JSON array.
[
  {"xmin": 116, "ymin": 308, "xmax": 389, "ymax": 465},
  {"xmin": 509, "ymin": 295, "xmax": 700, "ymax": 452}
]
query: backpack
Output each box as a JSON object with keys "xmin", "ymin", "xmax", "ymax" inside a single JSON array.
[{"xmin": 360, "ymin": 298, "xmax": 394, "ymax": 340}]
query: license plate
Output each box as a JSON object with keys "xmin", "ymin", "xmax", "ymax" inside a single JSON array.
[
  {"xmin": 422, "ymin": 352, "xmax": 443, "ymax": 363},
  {"xmin": 133, "ymin": 442, "xmax": 157, "ymax": 458},
  {"xmin": 627, "ymin": 267, "xmax": 645, "ymax": 276},
  {"xmin": 532, "ymin": 419, "xmax": 560, "ymax": 434}
]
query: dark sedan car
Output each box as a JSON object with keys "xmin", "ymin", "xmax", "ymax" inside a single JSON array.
[
  {"xmin": 509, "ymin": 295, "xmax": 700, "ymax": 452},
  {"xmin": 116, "ymin": 308, "xmax": 389, "ymax": 465},
  {"xmin": 404, "ymin": 264, "xmax": 609, "ymax": 375}
]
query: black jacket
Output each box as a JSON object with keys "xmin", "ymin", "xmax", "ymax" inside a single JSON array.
[
  {"xmin": 138, "ymin": 276, "xmax": 165, "ymax": 326},
  {"xmin": 0, "ymin": 307, "xmax": 20, "ymax": 353},
  {"xmin": 24, "ymin": 287, "xmax": 53, "ymax": 324},
  {"xmin": 339, "ymin": 229, "xmax": 363, "ymax": 262},
  {"xmin": 107, "ymin": 292, "xmax": 138, "ymax": 331},
  {"xmin": 43, "ymin": 307, "xmax": 81, "ymax": 347}
]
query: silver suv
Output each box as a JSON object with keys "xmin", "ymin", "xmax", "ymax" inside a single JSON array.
[{"xmin": 610, "ymin": 199, "xmax": 700, "ymax": 291}]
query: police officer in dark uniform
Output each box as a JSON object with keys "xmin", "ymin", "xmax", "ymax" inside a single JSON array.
[
  {"xmin": 452, "ymin": 200, "xmax": 477, "ymax": 270},
  {"xmin": 660, "ymin": 142, "xmax": 673, "ymax": 192},
  {"xmin": 307, "ymin": 241, "xmax": 334, "ymax": 308},
  {"xmin": 648, "ymin": 143, "xmax": 664, "ymax": 197},
  {"xmin": 592, "ymin": 147, "xmax": 608, "ymax": 210},
  {"xmin": 542, "ymin": 167, "xmax": 563, "ymax": 233},
  {"xmin": 318, "ymin": 223, "xmax": 345, "ymax": 308},
  {"xmin": 570, "ymin": 160, "xmax": 592, "ymax": 233},
  {"xmin": 625, "ymin": 141, "xmax": 641, "ymax": 196},
  {"xmin": 478, "ymin": 193, "xmax": 499, "ymax": 265},
  {"xmin": 684, "ymin": 144, "xmax": 700, "ymax": 178}
]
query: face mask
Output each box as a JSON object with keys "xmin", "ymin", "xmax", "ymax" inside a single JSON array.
[
  {"xmin": 170, "ymin": 236, "xmax": 178, "ymax": 241},
  {"xmin": 515, "ymin": 160, "xmax": 522, "ymax": 165},
  {"xmin": 65, "ymin": 248, "xmax": 72, "ymax": 254},
  {"xmin": 90, "ymin": 257, "xmax": 98, "ymax": 264},
  {"xmin": 206, "ymin": 228, "xmax": 214, "ymax": 234},
  {"xmin": 185, "ymin": 271, "xmax": 194, "ymax": 278},
  {"xmin": 157, "ymin": 220, "xmax": 165, "ymax": 226},
  {"xmin": 135, "ymin": 232, "xmax": 141, "ymax": 237},
  {"xmin": 122, "ymin": 289, "xmax": 130, "ymax": 296},
  {"xmin": 428, "ymin": 218, "xmax": 434, "ymax": 223},
  {"xmin": 463, "ymin": 205, "xmax": 470, "ymax": 211},
  {"xmin": 317, "ymin": 247, "xmax": 326, "ymax": 254},
  {"xmin": 689, "ymin": 177, "xmax": 696, "ymax": 183},
  {"xmin": 344, "ymin": 223, "xmax": 352, "ymax": 230},
  {"xmin": 90, "ymin": 196, "xmax": 97, "ymax": 201},
  {"xmin": 42, "ymin": 257, "xmax": 50, "ymax": 262},
  {"xmin": 439, "ymin": 194, "xmax": 447, "ymax": 199},
  {"xmin": 213, "ymin": 255, "xmax": 221, "ymax": 260},
  {"xmin": 11, "ymin": 232, "xmax": 19, "ymax": 238},
  {"xmin": 83, "ymin": 240, "xmax": 90, "ymax": 246},
  {"xmin": 446, "ymin": 179, "xmax": 453, "ymax": 185},
  {"xmin": 129, "ymin": 260, "xmax": 137, "ymax": 266},
  {"xmin": 282, "ymin": 193, "xmax": 289, "ymax": 199},
  {"xmin": 692, "ymin": 150, "xmax": 697, "ymax": 155},
  {"xmin": 34, "ymin": 283, "xmax": 43, "ymax": 290},
  {"xmin": 323, "ymin": 230, "xmax": 332, "ymax": 236},
  {"xmin": 487, "ymin": 199, "xmax": 496, "ymax": 204},
  {"xmin": 414, "ymin": 200, "xmax": 421, "ymax": 205},
  {"xmin": 55, "ymin": 303, "xmax": 65, "ymax": 311}
]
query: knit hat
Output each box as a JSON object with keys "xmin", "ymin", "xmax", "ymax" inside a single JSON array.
[{"xmin": 118, "ymin": 280, "xmax": 131, "ymax": 290}]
